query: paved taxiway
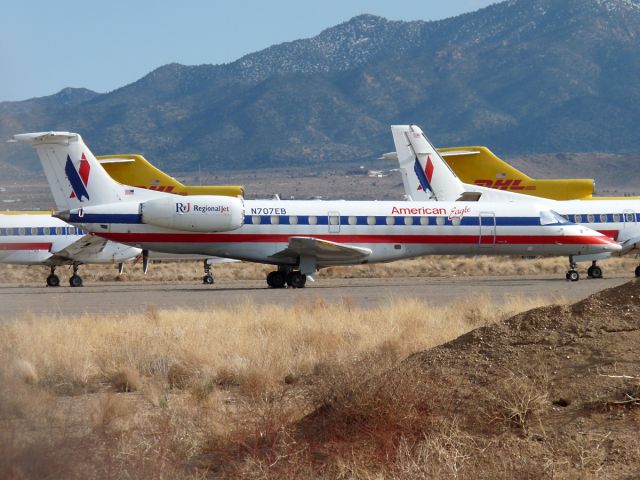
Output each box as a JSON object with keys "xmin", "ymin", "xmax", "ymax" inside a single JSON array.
[{"xmin": 0, "ymin": 275, "xmax": 632, "ymax": 321}]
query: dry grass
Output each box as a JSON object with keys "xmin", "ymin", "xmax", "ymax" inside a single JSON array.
[
  {"xmin": 1, "ymin": 254, "xmax": 638, "ymax": 285},
  {"xmin": 0, "ymin": 295, "xmax": 550, "ymax": 478}
]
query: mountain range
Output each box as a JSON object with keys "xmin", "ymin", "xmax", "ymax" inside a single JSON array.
[{"xmin": 2, "ymin": 0, "xmax": 640, "ymax": 177}]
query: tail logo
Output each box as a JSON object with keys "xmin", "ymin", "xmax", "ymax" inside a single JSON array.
[
  {"xmin": 414, "ymin": 155, "xmax": 434, "ymax": 192},
  {"xmin": 65, "ymin": 153, "xmax": 91, "ymax": 201}
]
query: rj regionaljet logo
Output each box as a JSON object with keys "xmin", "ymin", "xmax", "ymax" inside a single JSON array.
[
  {"xmin": 414, "ymin": 155, "xmax": 434, "ymax": 192},
  {"xmin": 65, "ymin": 153, "xmax": 91, "ymax": 201}
]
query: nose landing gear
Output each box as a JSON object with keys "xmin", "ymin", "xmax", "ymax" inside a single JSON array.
[
  {"xmin": 566, "ymin": 257, "xmax": 579, "ymax": 282},
  {"xmin": 202, "ymin": 260, "xmax": 215, "ymax": 285}
]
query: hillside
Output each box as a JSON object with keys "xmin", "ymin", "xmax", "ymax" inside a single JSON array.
[{"xmin": 2, "ymin": 0, "xmax": 640, "ymax": 177}]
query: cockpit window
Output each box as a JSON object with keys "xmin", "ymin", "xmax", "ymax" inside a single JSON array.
[{"xmin": 540, "ymin": 210, "xmax": 570, "ymax": 225}]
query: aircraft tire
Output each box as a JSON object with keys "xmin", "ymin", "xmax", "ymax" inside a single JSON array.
[
  {"xmin": 267, "ymin": 271, "xmax": 286, "ymax": 289},
  {"xmin": 202, "ymin": 274, "xmax": 214, "ymax": 285},
  {"xmin": 289, "ymin": 272, "xmax": 307, "ymax": 289},
  {"xmin": 590, "ymin": 266, "xmax": 603, "ymax": 279},
  {"xmin": 567, "ymin": 270, "xmax": 580, "ymax": 282},
  {"xmin": 46, "ymin": 274, "xmax": 60, "ymax": 287},
  {"xmin": 69, "ymin": 275, "xmax": 83, "ymax": 288},
  {"xmin": 635, "ymin": 266, "xmax": 640, "ymax": 278}
]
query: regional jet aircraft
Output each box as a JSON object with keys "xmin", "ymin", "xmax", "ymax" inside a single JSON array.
[
  {"xmin": 390, "ymin": 124, "xmax": 640, "ymax": 280},
  {"xmin": 12, "ymin": 132, "xmax": 620, "ymax": 288}
]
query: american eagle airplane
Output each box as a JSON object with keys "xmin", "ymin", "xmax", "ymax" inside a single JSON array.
[
  {"xmin": 12, "ymin": 132, "xmax": 620, "ymax": 288},
  {"xmin": 390, "ymin": 124, "xmax": 640, "ymax": 281}
]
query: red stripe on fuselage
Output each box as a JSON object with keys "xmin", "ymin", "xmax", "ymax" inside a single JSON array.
[
  {"xmin": 598, "ymin": 230, "xmax": 619, "ymax": 241},
  {"xmin": 98, "ymin": 233, "xmax": 613, "ymax": 246},
  {"xmin": 0, "ymin": 242, "xmax": 52, "ymax": 251}
]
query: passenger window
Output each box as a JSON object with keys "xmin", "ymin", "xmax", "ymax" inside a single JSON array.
[
  {"xmin": 626, "ymin": 213, "xmax": 635, "ymax": 222},
  {"xmin": 574, "ymin": 214, "xmax": 582, "ymax": 223},
  {"xmin": 329, "ymin": 216, "xmax": 339, "ymax": 226},
  {"xmin": 386, "ymin": 216, "xmax": 395, "ymax": 225},
  {"xmin": 367, "ymin": 216, "xmax": 376, "ymax": 226},
  {"xmin": 308, "ymin": 216, "xmax": 317, "ymax": 225},
  {"xmin": 31, "ymin": 227, "xmax": 37, "ymax": 235},
  {"xmin": 252, "ymin": 215, "xmax": 261, "ymax": 225},
  {"xmin": 436, "ymin": 217, "xmax": 445, "ymax": 226},
  {"xmin": 599, "ymin": 213, "xmax": 607, "ymax": 223},
  {"xmin": 348, "ymin": 216, "xmax": 357, "ymax": 225},
  {"xmin": 270, "ymin": 215, "xmax": 280, "ymax": 225},
  {"xmin": 43, "ymin": 227, "xmax": 50, "ymax": 235},
  {"xmin": 587, "ymin": 214, "xmax": 595, "ymax": 223},
  {"xmin": 613, "ymin": 213, "xmax": 620, "ymax": 223},
  {"xmin": 289, "ymin": 216, "xmax": 298, "ymax": 225},
  {"xmin": 451, "ymin": 217, "xmax": 461, "ymax": 226},
  {"xmin": 420, "ymin": 216, "xmax": 429, "ymax": 225},
  {"xmin": 19, "ymin": 227, "xmax": 26, "ymax": 235},
  {"xmin": 404, "ymin": 216, "xmax": 413, "ymax": 226}
]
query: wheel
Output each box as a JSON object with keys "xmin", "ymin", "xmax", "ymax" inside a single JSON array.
[
  {"xmin": 567, "ymin": 270, "xmax": 579, "ymax": 282},
  {"xmin": 565, "ymin": 271, "xmax": 571, "ymax": 280},
  {"xmin": 590, "ymin": 266, "xmax": 603, "ymax": 279},
  {"xmin": 266, "ymin": 271, "xmax": 286, "ymax": 288},
  {"xmin": 587, "ymin": 266, "xmax": 594, "ymax": 278},
  {"xmin": 202, "ymin": 274, "xmax": 214, "ymax": 285},
  {"xmin": 635, "ymin": 266, "xmax": 640, "ymax": 278},
  {"xmin": 69, "ymin": 275, "xmax": 83, "ymax": 287},
  {"xmin": 46, "ymin": 274, "xmax": 60, "ymax": 287},
  {"xmin": 289, "ymin": 272, "xmax": 307, "ymax": 289}
]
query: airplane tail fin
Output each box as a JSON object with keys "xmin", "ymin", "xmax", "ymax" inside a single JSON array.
[
  {"xmin": 391, "ymin": 125, "xmax": 471, "ymax": 201},
  {"xmin": 11, "ymin": 132, "xmax": 132, "ymax": 210}
]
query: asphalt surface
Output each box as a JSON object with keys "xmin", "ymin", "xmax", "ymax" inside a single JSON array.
[{"xmin": 0, "ymin": 274, "xmax": 632, "ymax": 321}]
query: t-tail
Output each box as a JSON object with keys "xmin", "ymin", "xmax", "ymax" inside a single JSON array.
[
  {"xmin": 390, "ymin": 125, "xmax": 477, "ymax": 202},
  {"xmin": 11, "ymin": 132, "xmax": 157, "ymax": 210}
]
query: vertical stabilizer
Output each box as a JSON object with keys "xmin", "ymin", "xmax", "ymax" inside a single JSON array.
[
  {"xmin": 391, "ymin": 125, "xmax": 470, "ymax": 201},
  {"xmin": 12, "ymin": 132, "xmax": 136, "ymax": 210}
]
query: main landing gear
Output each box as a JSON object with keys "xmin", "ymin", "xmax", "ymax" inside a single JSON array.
[
  {"xmin": 566, "ymin": 257, "xmax": 579, "ymax": 282},
  {"xmin": 202, "ymin": 260, "xmax": 215, "ymax": 285},
  {"xmin": 587, "ymin": 261, "xmax": 603, "ymax": 279},
  {"xmin": 46, "ymin": 266, "xmax": 60, "ymax": 287},
  {"xmin": 69, "ymin": 263, "xmax": 83, "ymax": 287},
  {"xmin": 45, "ymin": 264, "xmax": 83, "ymax": 287},
  {"xmin": 266, "ymin": 267, "xmax": 307, "ymax": 289}
]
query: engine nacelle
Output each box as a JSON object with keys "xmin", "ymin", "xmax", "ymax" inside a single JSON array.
[{"xmin": 140, "ymin": 195, "xmax": 244, "ymax": 232}]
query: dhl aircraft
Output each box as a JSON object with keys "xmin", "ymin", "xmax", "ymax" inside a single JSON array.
[
  {"xmin": 97, "ymin": 154, "xmax": 244, "ymax": 197},
  {"xmin": 0, "ymin": 154, "xmax": 242, "ymax": 287},
  {"xmin": 11, "ymin": 132, "xmax": 619, "ymax": 289},
  {"xmin": 383, "ymin": 146, "xmax": 639, "ymax": 201},
  {"xmin": 390, "ymin": 124, "xmax": 640, "ymax": 281}
]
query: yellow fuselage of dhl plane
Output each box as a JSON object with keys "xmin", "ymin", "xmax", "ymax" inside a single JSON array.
[{"xmin": 97, "ymin": 154, "xmax": 244, "ymax": 197}]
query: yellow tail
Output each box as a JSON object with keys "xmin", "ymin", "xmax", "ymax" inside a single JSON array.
[
  {"xmin": 97, "ymin": 154, "xmax": 244, "ymax": 198},
  {"xmin": 439, "ymin": 146, "xmax": 595, "ymax": 200}
]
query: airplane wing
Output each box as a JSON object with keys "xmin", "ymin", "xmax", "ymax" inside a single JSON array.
[
  {"xmin": 619, "ymin": 235, "xmax": 640, "ymax": 254},
  {"xmin": 50, "ymin": 234, "xmax": 109, "ymax": 260},
  {"xmin": 270, "ymin": 236, "xmax": 372, "ymax": 264}
]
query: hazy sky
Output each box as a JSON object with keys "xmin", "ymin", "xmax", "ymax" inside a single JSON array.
[{"xmin": 1, "ymin": 0, "xmax": 496, "ymax": 102}]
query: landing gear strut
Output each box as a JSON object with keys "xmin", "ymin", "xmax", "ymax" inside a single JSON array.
[
  {"xmin": 69, "ymin": 263, "xmax": 83, "ymax": 287},
  {"xmin": 566, "ymin": 257, "xmax": 579, "ymax": 282},
  {"xmin": 587, "ymin": 261, "xmax": 603, "ymax": 279},
  {"xmin": 202, "ymin": 260, "xmax": 214, "ymax": 285},
  {"xmin": 46, "ymin": 266, "xmax": 60, "ymax": 287}
]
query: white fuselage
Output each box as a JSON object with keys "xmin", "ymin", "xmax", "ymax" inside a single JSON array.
[
  {"xmin": 0, "ymin": 214, "xmax": 140, "ymax": 265},
  {"xmin": 67, "ymin": 199, "xmax": 617, "ymax": 267}
]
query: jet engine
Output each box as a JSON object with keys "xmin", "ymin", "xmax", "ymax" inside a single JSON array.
[{"xmin": 140, "ymin": 195, "xmax": 244, "ymax": 232}]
